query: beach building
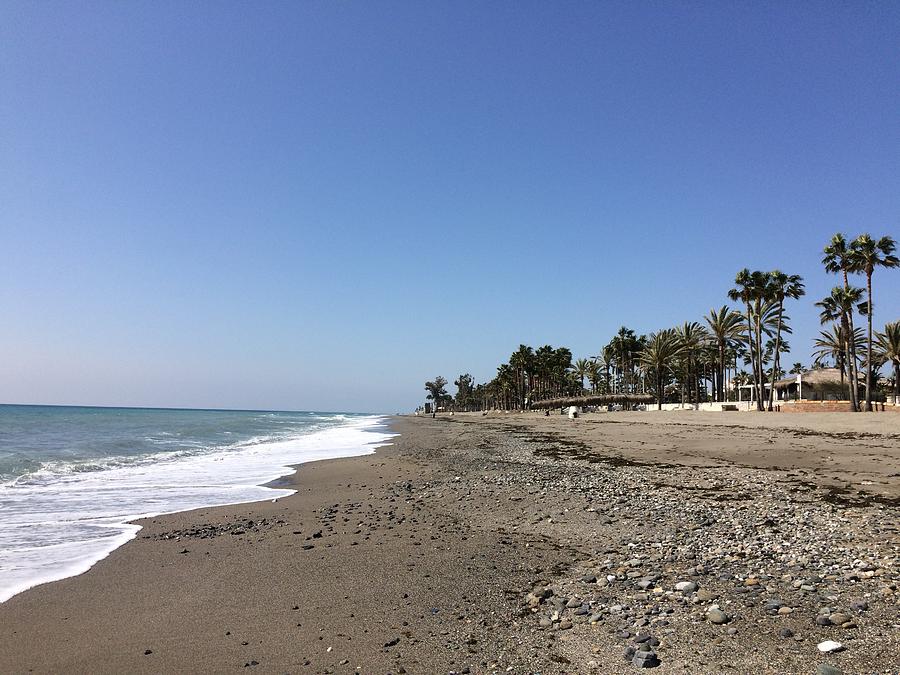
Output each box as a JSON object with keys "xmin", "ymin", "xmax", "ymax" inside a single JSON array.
[{"xmin": 772, "ymin": 367, "xmax": 853, "ymax": 402}]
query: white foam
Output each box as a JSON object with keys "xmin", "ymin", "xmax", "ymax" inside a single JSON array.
[{"xmin": 0, "ymin": 416, "xmax": 394, "ymax": 603}]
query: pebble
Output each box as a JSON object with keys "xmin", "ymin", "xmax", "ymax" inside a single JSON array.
[
  {"xmin": 816, "ymin": 640, "xmax": 844, "ymax": 653},
  {"xmin": 816, "ymin": 665, "xmax": 842, "ymax": 675},
  {"xmin": 675, "ymin": 581, "xmax": 697, "ymax": 593},
  {"xmin": 828, "ymin": 613, "xmax": 850, "ymax": 626},
  {"xmin": 696, "ymin": 588, "xmax": 716, "ymax": 602},
  {"xmin": 706, "ymin": 608, "xmax": 729, "ymax": 625}
]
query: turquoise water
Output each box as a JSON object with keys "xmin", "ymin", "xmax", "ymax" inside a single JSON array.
[{"xmin": 0, "ymin": 405, "xmax": 393, "ymax": 602}]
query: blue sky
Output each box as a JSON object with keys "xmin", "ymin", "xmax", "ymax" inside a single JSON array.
[{"xmin": 1, "ymin": 1, "xmax": 898, "ymax": 412}]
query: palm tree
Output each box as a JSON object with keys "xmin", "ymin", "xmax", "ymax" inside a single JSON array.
[
  {"xmin": 812, "ymin": 324, "xmax": 865, "ymax": 389},
  {"xmin": 601, "ymin": 344, "xmax": 615, "ymax": 393},
  {"xmin": 728, "ymin": 269, "xmax": 762, "ymax": 409},
  {"xmin": 816, "ymin": 286, "xmax": 865, "ymax": 410},
  {"xmin": 728, "ymin": 270, "xmax": 773, "ymax": 410},
  {"xmin": 639, "ymin": 329, "xmax": 682, "ymax": 410},
  {"xmin": 552, "ymin": 347, "xmax": 574, "ymax": 397},
  {"xmin": 849, "ymin": 234, "xmax": 899, "ymax": 411},
  {"xmin": 509, "ymin": 345, "xmax": 534, "ymax": 410},
  {"xmin": 586, "ymin": 358, "xmax": 604, "ymax": 394},
  {"xmin": 495, "ymin": 363, "xmax": 516, "ymax": 410},
  {"xmin": 823, "ymin": 233, "xmax": 862, "ymax": 410},
  {"xmin": 705, "ymin": 305, "xmax": 744, "ymax": 403},
  {"xmin": 766, "ymin": 271, "xmax": 805, "ymax": 411},
  {"xmin": 812, "ymin": 325, "xmax": 845, "ymax": 372},
  {"xmin": 790, "ymin": 362, "xmax": 804, "ymax": 375},
  {"xmin": 572, "ymin": 358, "xmax": 590, "ymax": 393},
  {"xmin": 874, "ymin": 321, "xmax": 900, "ymax": 405},
  {"xmin": 676, "ymin": 321, "xmax": 709, "ymax": 410}
]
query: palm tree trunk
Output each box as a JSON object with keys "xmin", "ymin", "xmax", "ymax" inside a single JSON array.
[
  {"xmin": 719, "ymin": 344, "xmax": 726, "ymax": 403},
  {"xmin": 657, "ymin": 372, "xmax": 663, "ymax": 410},
  {"xmin": 695, "ymin": 370, "xmax": 700, "ymax": 410},
  {"xmin": 894, "ymin": 362, "xmax": 899, "ymax": 405},
  {"xmin": 840, "ymin": 315, "xmax": 857, "ymax": 410},
  {"xmin": 865, "ymin": 272, "xmax": 873, "ymax": 411},
  {"xmin": 753, "ymin": 309, "xmax": 765, "ymax": 411},
  {"xmin": 838, "ymin": 352, "xmax": 845, "ymax": 394},
  {"xmin": 768, "ymin": 300, "xmax": 784, "ymax": 411},
  {"xmin": 842, "ymin": 269, "xmax": 860, "ymax": 411},
  {"xmin": 744, "ymin": 305, "xmax": 758, "ymax": 410}
]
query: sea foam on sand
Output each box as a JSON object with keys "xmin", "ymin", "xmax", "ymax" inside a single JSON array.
[{"xmin": 0, "ymin": 416, "xmax": 394, "ymax": 603}]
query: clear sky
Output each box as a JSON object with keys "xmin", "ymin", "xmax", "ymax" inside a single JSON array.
[{"xmin": 1, "ymin": 1, "xmax": 898, "ymax": 413}]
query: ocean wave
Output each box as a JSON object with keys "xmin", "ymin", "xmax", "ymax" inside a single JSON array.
[{"xmin": 0, "ymin": 413, "xmax": 395, "ymax": 603}]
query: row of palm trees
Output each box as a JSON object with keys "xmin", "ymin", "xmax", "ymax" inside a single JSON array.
[
  {"xmin": 817, "ymin": 233, "xmax": 898, "ymax": 410},
  {"xmin": 724, "ymin": 270, "xmax": 805, "ymax": 411},
  {"xmin": 427, "ymin": 232, "xmax": 898, "ymax": 413}
]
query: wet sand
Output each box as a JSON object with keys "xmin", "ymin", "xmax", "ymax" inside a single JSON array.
[{"xmin": 1, "ymin": 411, "xmax": 897, "ymax": 674}]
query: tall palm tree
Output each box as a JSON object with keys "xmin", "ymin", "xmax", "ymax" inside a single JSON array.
[
  {"xmin": 639, "ymin": 329, "xmax": 682, "ymax": 410},
  {"xmin": 728, "ymin": 269, "xmax": 762, "ymax": 409},
  {"xmin": 790, "ymin": 362, "xmax": 804, "ymax": 375},
  {"xmin": 823, "ymin": 233, "xmax": 862, "ymax": 410},
  {"xmin": 509, "ymin": 345, "xmax": 534, "ymax": 409},
  {"xmin": 704, "ymin": 306, "xmax": 744, "ymax": 403},
  {"xmin": 812, "ymin": 325, "xmax": 845, "ymax": 371},
  {"xmin": 572, "ymin": 358, "xmax": 591, "ymax": 393},
  {"xmin": 586, "ymin": 358, "xmax": 604, "ymax": 394},
  {"xmin": 676, "ymin": 321, "xmax": 709, "ymax": 409},
  {"xmin": 849, "ymin": 234, "xmax": 899, "ymax": 411},
  {"xmin": 816, "ymin": 286, "xmax": 865, "ymax": 410},
  {"xmin": 552, "ymin": 347, "xmax": 574, "ymax": 397},
  {"xmin": 875, "ymin": 321, "xmax": 900, "ymax": 405},
  {"xmin": 766, "ymin": 271, "xmax": 805, "ymax": 411}
]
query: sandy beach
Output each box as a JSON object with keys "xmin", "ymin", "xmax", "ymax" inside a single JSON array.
[{"xmin": 1, "ymin": 411, "xmax": 898, "ymax": 674}]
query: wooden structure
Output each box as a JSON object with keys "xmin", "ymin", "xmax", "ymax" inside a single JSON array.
[{"xmin": 530, "ymin": 393, "xmax": 654, "ymax": 410}]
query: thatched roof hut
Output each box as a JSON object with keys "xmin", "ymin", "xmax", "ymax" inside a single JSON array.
[
  {"xmin": 530, "ymin": 394, "xmax": 654, "ymax": 410},
  {"xmin": 773, "ymin": 367, "xmax": 855, "ymax": 401},
  {"xmin": 773, "ymin": 367, "xmax": 847, "ymax": 388}
]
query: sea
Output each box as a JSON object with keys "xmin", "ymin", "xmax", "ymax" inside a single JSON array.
[{"xmin": 0, "ymin": 405, "xmax": 394, "ymax": 603}]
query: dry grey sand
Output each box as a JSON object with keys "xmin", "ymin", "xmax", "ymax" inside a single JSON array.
[{"xmin": 1, "ymin": 411, "xmax": 898, "ymax": 674}]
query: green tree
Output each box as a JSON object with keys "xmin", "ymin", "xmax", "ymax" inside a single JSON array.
[
  {"xmin": 766, "ymin": 271, "xmax": 805, "ymax": 411},
  {"xmin": 704, "ymin": 305, "xmax": 744, "ymax": 402},
  {"xmin": 823, "ymin": 233, "xmax": 862, "ymax": 410},
  {"xmin": 572, "ymin": 358, "xmax": 591, "ymax": 394},
  {"xmin": 849, "ymin": 234, "xmax": 899, "ymax": 411},
  {"xmin": 676, "ymin": 321, "xmax": 709, "ymax": 409},
  {"xmin": 509, "ymin": 345, "xmax": 534, "ymax": 409},
  {"xmin": 816, "ymin": 286, "xmax": 865, "ymax": 409},
  {"xmin": 875, "ymin": 321, "xmax": 900, "ymax": 405},
  {"xmin": 586, "ymin": 358, "xmax": 604, "ymax": 394},
  {"xmin": 728, "ymin": 269, "xmax": 772, "ymax": 410},
  {"xmin": 639, "ymin": 329, "xmax": 682, "ymax": 410},
  {"xmin": 424, "ymin": 376, "xmax": 449, "ymax": 416},
  {"xmin": 454, "ymin": 373, "xmax": 475, "ymax": 411}
]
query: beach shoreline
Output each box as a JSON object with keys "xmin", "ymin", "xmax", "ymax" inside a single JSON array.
[
  {"xmin": 1, "ymin": 412, "xmax": 898, "ymax": 673},
  {"xmin": 0, "ymin": 412, "xmax": 394, "ymax": 605}
]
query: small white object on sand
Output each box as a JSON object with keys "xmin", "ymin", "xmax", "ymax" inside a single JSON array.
[{"xmin": 817, "ymin": 640, "xmax": 844, "ymax": 653}]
